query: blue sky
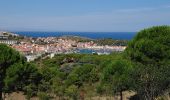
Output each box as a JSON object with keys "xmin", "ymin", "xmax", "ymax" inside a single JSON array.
[{"xmin": 0, "ymin": 0, "xmax": 170, "ymax": 32}]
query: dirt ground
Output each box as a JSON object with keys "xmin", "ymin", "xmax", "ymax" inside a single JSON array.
[{"xmin": 3, "ymin": 91, "xmax": 135, "ymax": 100}]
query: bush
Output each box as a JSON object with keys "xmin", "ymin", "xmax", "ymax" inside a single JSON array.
[{"xmin": 38, "ymin": 92, "xmax": 50, "ymax": 100}]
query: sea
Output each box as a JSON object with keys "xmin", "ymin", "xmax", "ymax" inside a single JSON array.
[{"xmin": 14, "ymin": 32, "xmax": 136, "ymax": 40}]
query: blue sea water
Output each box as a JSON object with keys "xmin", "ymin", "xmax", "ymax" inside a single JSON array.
[
  {"xmin": 14, "ymin": 32, "xmax": 136, "ymax": 40},
  {"xmin": 78, "ymin": 49, "xmax": 95, "ymax": 54}
]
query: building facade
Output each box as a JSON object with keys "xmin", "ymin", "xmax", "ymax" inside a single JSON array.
[{"xmin": 0, "ymin": 40, "xmax": 17, "ymax": 45}]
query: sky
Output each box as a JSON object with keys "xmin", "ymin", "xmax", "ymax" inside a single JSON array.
[{"xmin": 0, "ymin": 0, "xmax": 170, "ymax": 32}]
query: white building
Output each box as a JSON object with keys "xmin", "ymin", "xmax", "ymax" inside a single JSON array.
[{"xmin": 0, "ymin": 40, "xmax": 17, "ymax": 45}]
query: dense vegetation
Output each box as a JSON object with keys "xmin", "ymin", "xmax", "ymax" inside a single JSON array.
[
  {"xmin": 0, "ymin": 26, "xmax": 170, "ymax": 100},
  {"xmin": 0, "ymin": 44, "xmax": 24, "ymax": 99},
  {"xmin": 34, "ymin": 53, "xmax": 121, "ymax": 100},
  {"xmin": 125, "ymin": 26, "xmax": 170, "ymax": 100},
  {"xmin": 61, "ymin": 36, "xmax": 129, "ymax": 46},
  {"xmin": 95, "ymin": 38, "xmax": 128, "ymax": 46}
]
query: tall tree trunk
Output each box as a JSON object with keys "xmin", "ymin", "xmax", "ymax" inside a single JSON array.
[
  {"xmin": 120, "ymin": 91, "xmax": 123, "ymax": 100},
  {"xmin": 0, "ymin": 79, "xmax": 2, "ymax": 100}
]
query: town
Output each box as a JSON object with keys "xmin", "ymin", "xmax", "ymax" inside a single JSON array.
[{"xmin": 0, "ymin": 31, "xmax": 126, "ymax": 62}]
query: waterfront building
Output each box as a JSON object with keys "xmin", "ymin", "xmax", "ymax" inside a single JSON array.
[
  {"xmin": 0, "ymin": 32, "xmax": 9, "ymax": 39},
  {"xmin": 0, "ymin": 40, "xmax": 17, "ymax": 45}
]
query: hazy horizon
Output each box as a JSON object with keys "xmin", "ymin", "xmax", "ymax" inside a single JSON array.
[
  {"xmin": 3, "ymin": 30, "xmax": 137, "ymax": 33},
  {"xmin": 0, "ymin": 0, "xmax": 170, "ymax": 32}
]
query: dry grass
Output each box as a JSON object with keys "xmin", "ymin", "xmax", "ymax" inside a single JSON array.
[{"xmin": 3, "ymin": 91, "xmax": 135, "ymax": 100}]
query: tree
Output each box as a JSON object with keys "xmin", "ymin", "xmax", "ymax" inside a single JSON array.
[
  {"xmin": 101, "ymin": 59, "xmax": 132, "ymax": 100},
  {"xmin": 0, "ymin": 44, "xmax": 23, "ymax": 99},
  {"xmin": 4, "ymin": 62, "xmax": 41, "ymax": 96},
  {"xmin": 125, "ymin": 26, "xmax": 170, "ymax": 99},
  {"xmin": 65, "ymin": 64, "xmax": 97, "ymax": 87}
]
